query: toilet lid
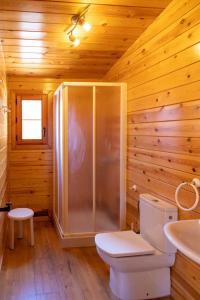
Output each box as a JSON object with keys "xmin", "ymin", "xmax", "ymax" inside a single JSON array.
[{"xmin": 95, "ymin": 231, "xmax": 155, "ymax": 258}]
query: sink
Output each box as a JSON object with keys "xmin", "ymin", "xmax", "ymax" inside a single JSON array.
[{"xmin": 164, "ymin": 219, "xmax": 200, "ymax": 265}]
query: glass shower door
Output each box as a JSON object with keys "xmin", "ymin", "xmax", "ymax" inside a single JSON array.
[
  {"xmin": 54, "ymin": 90, "xmax": 64, "ymax": 227},
  {"xmin": 95, "ymin": 86, "xmax": 121, "ymax": 231},
  {"xmin": 67, "ymin": 86, "xmax": 94, "ymax": 233}
]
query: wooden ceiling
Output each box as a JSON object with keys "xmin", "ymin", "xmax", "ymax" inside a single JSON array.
[{"xmin": 0, "ymin": 0, "xmax": 171, "ymax": 78}]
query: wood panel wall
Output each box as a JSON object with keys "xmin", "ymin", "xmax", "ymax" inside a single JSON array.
[
  {"xmin": 7, "ymin": 77, "xmax": 99, "ymax": 215},
  {"xmin": 7, "ymin": 77, "xmax": 57, "ymax": 215},
  {"xmin": 105, "ymin": 0, "xmax": 200, "ymax": 298},
  {"xmin": 0, "ymin": 42, "xmax": 7, "ymax": 268}
]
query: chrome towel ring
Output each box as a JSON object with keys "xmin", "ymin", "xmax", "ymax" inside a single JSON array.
[{"xmin": 175, "ymin": 178, "xmax": 200, "ymax": 211}]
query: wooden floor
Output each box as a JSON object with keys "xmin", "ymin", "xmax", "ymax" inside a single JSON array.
[{"xmin": 0, "ymin": 221, "xmax": 172, "ymax": 300}]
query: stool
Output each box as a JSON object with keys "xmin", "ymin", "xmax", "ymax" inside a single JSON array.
[{"xmin": 8, "ymin": 208, "xmax": 34, "ymax": 250}]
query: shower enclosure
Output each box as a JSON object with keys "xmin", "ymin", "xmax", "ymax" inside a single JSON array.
[{"xmin": 53, "ymin": 82, "xmax": 126, "ymax": 246}]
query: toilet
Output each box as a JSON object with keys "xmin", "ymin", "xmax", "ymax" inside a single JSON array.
[{"xmin": 95, "ymin": 194, "xmax": 178, "ymax": 300}]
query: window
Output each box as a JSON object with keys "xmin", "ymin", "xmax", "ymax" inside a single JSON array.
[{"xmin": 16, "ymin": 94, "xmax": 48, "ymax": 145}]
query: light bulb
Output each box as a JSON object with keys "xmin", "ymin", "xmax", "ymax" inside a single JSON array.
[
  {"xmin": 72, "ymin": 27, "xmax": 80, "ymax": 37},
  {"xmin": 72, "ymin": 38, "xmax": 80, "ymax": 47},
  {"xmin": 82, "ymin": 22, "xmax": 91, "ymax": 32}
]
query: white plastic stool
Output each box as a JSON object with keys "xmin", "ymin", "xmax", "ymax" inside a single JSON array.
[{"xmin": 8, "ymin": 208, "xmax": 34, "ymax": 250}]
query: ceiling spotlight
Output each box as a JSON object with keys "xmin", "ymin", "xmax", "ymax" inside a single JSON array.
[
  {"xmin": 78, "ymin": 16, "xmax": 92, "ymax": 32},
  {"xmin": 72, "ymin": 27, "xmax": 80, "ymax": 37},
  {"xmin": 68, "ymin": 32, "xmax": 76, "ymax": 42},
  {"xmin": 82, "ymin": 21, "xmax": 92, "ymax": 32},
  {"xmin": 71, "ymin": 14, "xmax": 79, "ymax": 25},
  {"xmin": 68, "ymin": 32, "xmax": 80, "ymax": 47},
  {"xmin": 72, "ymin": 38, "xmax": 80, "ymax": 47}
]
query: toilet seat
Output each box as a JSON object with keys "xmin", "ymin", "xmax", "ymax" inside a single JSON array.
[{"xmin": 95, "ymin": 230, "xmax": 155, "ymax": 258}]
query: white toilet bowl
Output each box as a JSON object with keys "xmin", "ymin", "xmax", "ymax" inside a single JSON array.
[
  {"xmin": 95, "ymin": 230, "xmax": 175, "ymax": 300},
  {"xmin": 95, "ymin": 194, "xmax": 178, "ymax": 300},
  {"xmin": 96, "ymin": 232, "xmax": 175, "ymax": 273}
]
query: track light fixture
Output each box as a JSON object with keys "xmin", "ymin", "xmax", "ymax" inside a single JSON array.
[{"xmin": 65, "ymin": 5, "xmax": 92, "ymax": 47}]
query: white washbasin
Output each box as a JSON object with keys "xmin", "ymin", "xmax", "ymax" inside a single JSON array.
[{"xmin": 164, "ymin": 220, "xmax": 200, "ymax": 265}]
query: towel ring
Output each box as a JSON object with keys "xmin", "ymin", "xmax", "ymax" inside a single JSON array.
[{"xmin": 175, "ymin": 178, "xmax": 200, "ymax": 211}]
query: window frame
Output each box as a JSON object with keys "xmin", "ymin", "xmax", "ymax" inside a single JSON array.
[{"xmin": 16, "ymin": 94, "xmax": 48, "ymax": 145}]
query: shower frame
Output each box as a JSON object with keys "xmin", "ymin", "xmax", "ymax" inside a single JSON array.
[{"xmin": 53, "ymin": 82, "xmax": 126, "ymax": 247}]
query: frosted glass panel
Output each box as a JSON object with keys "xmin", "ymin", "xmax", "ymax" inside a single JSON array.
[
  {"xmin": 54, "ymin": 93, "xmax": 60, "ymax": 220},
  {"xmin": 54, "ymin": 102, "xmax": 59, "ymax": 218},
  {"xmin": 22, "ymin": 120, "xmax": 42, "ymax": 139},
  {"xmin": 95, "ymin": 86, "xmax": 121, "ymax": 231},
  {"xmin": 58, "ymin": 91, "xmax": 63, "ymax": 225},
  {"xmin": 54, "ymin": 91, "xmax": 64, "ymax": 226},
  {"xmin": 68, "ymin": 86, "xmax": 93, "ymax": 233}
]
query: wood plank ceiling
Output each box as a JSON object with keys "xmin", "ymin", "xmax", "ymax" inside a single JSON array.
[{"xmin": 0, "ymin": 0, "xmax": 171, "ymax": 78}]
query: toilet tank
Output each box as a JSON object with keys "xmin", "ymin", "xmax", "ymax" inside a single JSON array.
[{"xmin": 140, "ymin": 194, "xmax": 177, "ymax": 254}]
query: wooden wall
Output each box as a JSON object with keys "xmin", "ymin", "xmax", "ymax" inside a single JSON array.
[
  {"xmin": 7, "ymin": 77, "xmax": 99, "ymax": 215},
  {"xmin": 105, "ymin": 0, "xmax": 200, "ymax": 298},
  {"xmin": 0, "ymin": 42, "xmax": 7, "ymax": 268},
  {"xmin": 7, "ymin": 77, "xmax": 60, "ymax": 215}
]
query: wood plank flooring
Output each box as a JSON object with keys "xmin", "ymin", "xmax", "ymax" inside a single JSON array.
[{"xmin": 0, "ymin": 221, "xmax": 172, "ymax": 300}]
